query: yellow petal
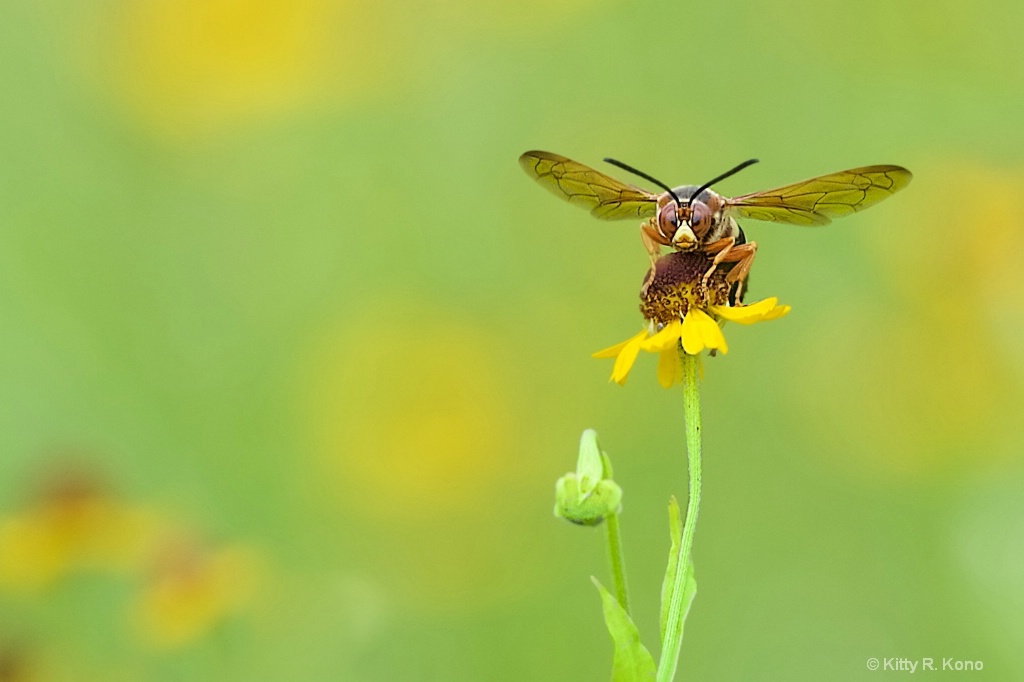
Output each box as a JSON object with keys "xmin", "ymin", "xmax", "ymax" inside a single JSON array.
[
  {"xmin": 742, "ymin": 297, "xmax": 779, "ymax": 316},
  {"xmin": 710, "ymin": 297, "xmax": 775, "ymax": 321},
  {"xmin": 592, "ymin": 329, "xmax": 647, "ymax": 359},
  {"xmin": 657, "ymin": 347, "xmax": 681, "ymax": 388},
  {"xmin": 710, "ymin": 297, "xmax": 789, "ymax": 325},
  {"xmin": 610, "ymin": 333, "xmax": 647, "ymax": 385},
  {"xmin": 641, "ymin": 320, "xmax": 682, "ymax": 352},
  {"xmin": 692, "ymin": 308, "xmax": 728, "ymax": 354},
  {"xmin": 761, "ymin": 304, "xmax": 791, "ymax": 321},
  {"xmin": 680, "ymin": 310, "xmax": 705, "ymax": 355}
]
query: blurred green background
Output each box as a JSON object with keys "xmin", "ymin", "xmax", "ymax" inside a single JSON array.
[{"xmin": 1, "ymin": 0, "xmax": 1022, "ymax": 679}]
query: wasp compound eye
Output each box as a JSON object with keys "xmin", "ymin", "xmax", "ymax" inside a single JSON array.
[
  {"xmin": 657, "ymin": 202, "xmax": 679, "ymax": 239},
  {"xmin": 690, "ymin": 202, "xmax": 712, "ymax": 234}
]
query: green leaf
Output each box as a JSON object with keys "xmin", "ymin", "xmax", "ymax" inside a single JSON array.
[
  {"xmin": 592, "ymin": 577, "xmax": 656, "ymax": 682},
  {"xmin": 659, "ymin": 497, "xmax": 682, "ymax": 643},
  {"xmin": 679, "ymin": 560, "xmax": 697, "ymax": 636},
  {"xmin": 659, "ymin": 497, "xmax": 696, "ymax": 645}
]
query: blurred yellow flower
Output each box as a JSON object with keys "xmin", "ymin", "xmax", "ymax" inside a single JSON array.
[
  {"xmin": 0, "ymin": 645, "xmax": 39, "ymax": 682},
  {"xmin": 797, "ymin": 160, "xmax": 1024, "ymax": 480},
  {"xmin": 80, "ymin": 0, "xmax": 605, "ymax": 140},
  {"xmin": 0, "ymin": 474, "xmax": 159, "ymax": 591},
  {"xmin": 302, "ymin": 305, "xmax": 552, "ymax": 608},
  {"xmin": 90, "ymin": 0, "xmax": 392, "ymax": 139},
  {"xmin": 134, "ymin": 542, "xmax": 259, "ymax": 649},
  {"xmin": 593, "ymin": 251, "xmax": 790, "ymax": 387},
  {"xmin": 308, "ymin": 309, "xmax": 516, "ymax": 522}
]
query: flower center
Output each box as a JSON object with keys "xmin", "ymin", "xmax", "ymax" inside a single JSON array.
[{"xmin": 639, "ymin": 251, "xmax": 733, "ymax": 325}]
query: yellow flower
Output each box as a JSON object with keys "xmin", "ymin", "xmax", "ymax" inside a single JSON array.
[
  {"xmin": 593, "ymin": 251, "xmax": 790, "ymax": 387},
  {"xmin": 0, "ymin": 472, "xmax": 160, "ymax": 591},
  {"xmin": 134, "ymin": 541, "xmax": 259, "ymax": 649}
]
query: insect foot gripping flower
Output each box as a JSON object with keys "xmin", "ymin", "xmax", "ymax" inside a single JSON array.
[
  {"xmin": 554, "ymin": 430, "xmax": 622, "ymax": 526},
  {"xmin": 593, "ymin": 251, "xmax": 791, "ymax": 388}
]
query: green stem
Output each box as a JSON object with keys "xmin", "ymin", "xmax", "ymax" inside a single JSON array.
[
  {"xmin": 604, "ymin": 509, "xmax": 630, "ymax": 615},
  {"xmin": 657, "ymin": 352, "xmax": 702, "ymax": 682}
]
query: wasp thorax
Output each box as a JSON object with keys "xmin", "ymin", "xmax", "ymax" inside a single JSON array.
[{"xmin": 640, "ymin": 251, "xmax": 732, "ymax": 325}]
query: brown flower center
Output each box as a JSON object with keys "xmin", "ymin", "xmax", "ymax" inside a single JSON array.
[{"xmin": 639, "ymin": 251, "xmax": 733, "ymax": 325}]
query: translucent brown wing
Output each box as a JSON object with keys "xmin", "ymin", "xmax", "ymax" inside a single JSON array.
[
  {"xmin": 726, "ymin": 165, "xmax": 913, "ymax": 226},
  {"xmin": 519, "ymin": 150, "xmax": 658, "ymax": 220}
]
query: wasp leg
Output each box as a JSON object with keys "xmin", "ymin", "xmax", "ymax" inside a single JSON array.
[
  {"xmin": 641, "ymin": 222, "xmax": 667, "ymax": 267},
  {"xmin": 700, "ymin": 236, "xmax": 736, "ymax": 286},
  {"xmin": 702, "ymin": 239, "xmax": 758, "ymax": 295},
  {"xmin": 721, "ymin": 241, "xmax": 757, "ymax": 286},
  {"xmin": 730, "ymin": 276, "xmax": 747, "ymax": 305}
]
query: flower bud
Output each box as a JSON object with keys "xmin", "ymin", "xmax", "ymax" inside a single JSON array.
[{"xmin": 554, "ymin": 430, "xmax": 622, "ymax": 526}]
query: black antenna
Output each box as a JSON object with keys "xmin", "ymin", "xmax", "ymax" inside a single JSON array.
[
  {"xmin": 689, "ymin": 159, "xmax": 759, "ymax": 204},
  {"xmin": 603, "ymin": 157, "xmax": 681, "ymax": 206}
]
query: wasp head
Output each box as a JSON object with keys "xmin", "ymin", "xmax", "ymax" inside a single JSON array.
[{"xmin": 656, "ymin": 201, "xmax": 697, "ymax": 250}]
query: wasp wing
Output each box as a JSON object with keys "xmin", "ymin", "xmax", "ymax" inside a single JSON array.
[
  {"xmin": 725, "ymin": 165, "xmax": 912, "ymax": 226},
  {"xmin": 519, "ymin": 150, "xmax": 659, "ymax": 220}
]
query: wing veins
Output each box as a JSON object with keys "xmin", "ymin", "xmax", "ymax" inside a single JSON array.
[
  {"xmin": 519, "ymin": 150, "xmax": 658, "ymax": 221},
  {"xmin": 726, "ymin": 164, "xmax": 911, "ymax": 226}
]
